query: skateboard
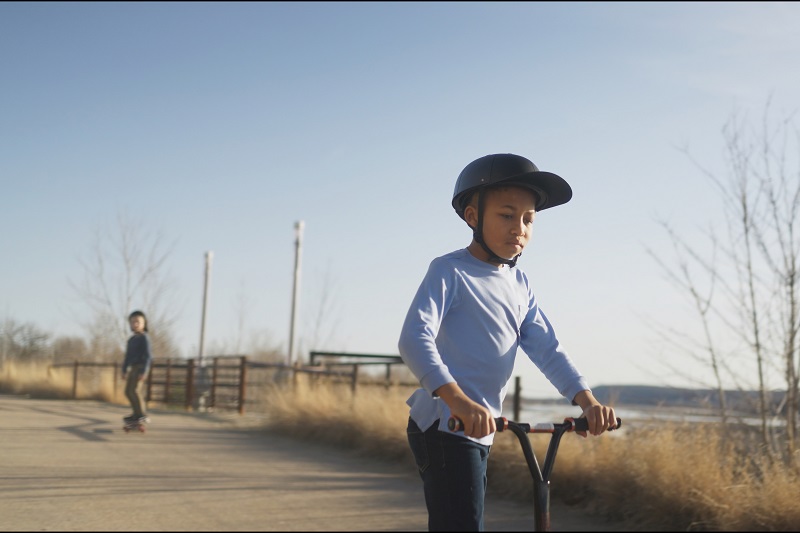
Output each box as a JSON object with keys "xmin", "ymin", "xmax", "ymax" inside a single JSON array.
[{"xmin": 122, "ymin": 417, "xmax": 149, "ymax": 433}]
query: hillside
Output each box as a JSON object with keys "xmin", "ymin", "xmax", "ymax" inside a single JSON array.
[{"xmin": 522, "ymin": 384, "xmax": 786, "ymax": 416}]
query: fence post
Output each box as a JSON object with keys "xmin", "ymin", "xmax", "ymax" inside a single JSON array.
[
  {"xmin": 351, "ymin": 364, "xmax": 359, "ymax": 394},
  {"xmin": 113, "ymin": 362, "xmax": 118, "ymax": 399},
  {"xmin": 165, "ymin": 358, "xmax": 172, "ymax": 405},
  {"xmin": 238, "ymin": 356, "xmax": 247, "ymax": 415},
  {"xmin": 514, "ymin": 376, "xmax": 521, "ymax": 421},
  {"xmin": 211, "ymin": 357, "xmax": 218, "ymax": 409},
  {"xmin": 385, "ymin": 363, "xmax": 391, "ymax": 389},
  {"xmin": 72, "ymin": 361, "xmax": 79, "ymax": 399},
  {"xmin": 186, "ymin": 359, "xmax": 195, "ymax": 411}
]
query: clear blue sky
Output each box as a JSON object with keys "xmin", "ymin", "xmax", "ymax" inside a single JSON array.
[{"xmin": 3, "ymin": 2, "xmax": 800, "ymax": 395}]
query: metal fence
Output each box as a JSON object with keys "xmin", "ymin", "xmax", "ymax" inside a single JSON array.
[{"xmin": 48, "ymin": 352, "xmax": 412, "ymax": 414}]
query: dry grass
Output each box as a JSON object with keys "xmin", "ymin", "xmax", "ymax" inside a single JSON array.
[
  {"xmin": 256, "ymin": 378, "xmax": 800, "ymax": 532},
  {"xmin": 5, "ymin": 361, "xmax": 800, "ymax": 531},
  {"xmin": 252, "ymin": 376, "xmax": 417, "ymax": 469},
  {"xmin": 0, "ymin": 360, "xmax": 126, "ymax": 404}
]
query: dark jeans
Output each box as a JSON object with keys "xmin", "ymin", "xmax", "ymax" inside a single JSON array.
[{"xmin": 406, "ymin": 417, "xmax": 491, "ymax": 532}]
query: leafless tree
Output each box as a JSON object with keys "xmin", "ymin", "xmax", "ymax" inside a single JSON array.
[
  {"xmin": 51, "ymin": 335, "xmax": 89, "ymax": 365},
  {"xmin": 651, "ymin": 98, "xmax": 800, "ymax": 461},
  {"xmin": 68, "ymin": 210, "xmax": 182, "ymax": 362},
  {"xmin": 301, "ymin": 262, "xmax": 344, "ymax": 360},
  {"xmin": 0, "ymin": 318, "xmax": 51, "ymax": 363},
  {"xmin": 232, "ymin": 278, "xmax": 253, "ymax": 355},
  {"xmin": 244, "ymin": 328, "xmax": 284, "ymax": 363},
  {"xmin": 646, "ymin": 221, "xmax": 730, "ymax": 425}
]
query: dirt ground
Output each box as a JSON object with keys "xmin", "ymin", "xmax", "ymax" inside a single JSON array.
[{"xmin": 0, "ymin": 395, "xmax": 631, "ymax": 531}]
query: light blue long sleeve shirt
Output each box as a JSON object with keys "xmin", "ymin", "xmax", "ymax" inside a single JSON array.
[{"xmin": 398, "ymin": 248, "xmax": 590, "ymax": 445}]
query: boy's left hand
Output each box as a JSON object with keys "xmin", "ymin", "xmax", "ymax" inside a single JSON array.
[
  {"xmin": 577, "ymin": 403, "xmax": 617, "ymax": 437},
  {"xmin": 572, "ymin": 390, "xmax": 617, "ymax": 437}
]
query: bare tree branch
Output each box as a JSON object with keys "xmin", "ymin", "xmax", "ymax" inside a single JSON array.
[{"xmin": 67, "ymin": 209, "xmax": 181, "ymax": 361}]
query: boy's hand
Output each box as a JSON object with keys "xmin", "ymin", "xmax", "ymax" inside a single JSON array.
[
  {"xmin": 451, "ymin": 402, "xmax": 495, "ymax": 438},
  {"xmin": 434, "ymin": 382, "xmax": 496, "ymax": 438},
  {"xmin": 572, "ymin": 390, "xmax": 617, "ymax": 437}
]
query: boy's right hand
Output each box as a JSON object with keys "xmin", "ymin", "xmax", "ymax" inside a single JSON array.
[{"xmin": 434, "ymin": 382, "xmax": 496, "ymax": 438}]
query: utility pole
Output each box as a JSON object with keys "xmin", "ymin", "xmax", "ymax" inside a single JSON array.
[
  {"xmin": 288, "ymin": 221, "xmax": 304, "ymax": 366},
  {"xmin": 196, "ymin": 250, "xmax": 214, "ymax": 411},
  {"xmin": 199, "ymin": 250, "xmax": 213, "ymax": 368}
]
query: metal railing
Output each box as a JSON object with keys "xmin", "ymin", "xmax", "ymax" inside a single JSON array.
[
  {"xmin": 48, "ymin": 352, "xmax": 412, "ymax": 414},
  {"xmin": 308, "ymin": 351, "xmax": 407, "ymax": 387}
]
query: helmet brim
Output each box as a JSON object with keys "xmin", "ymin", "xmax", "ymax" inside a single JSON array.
[
  {"xmin": 452, "ymin": 171, "xmax": 572, "ymax": 218},
  {"xmin": 502, "ymin": 172, "xmax": 573, "ymax": 211}
]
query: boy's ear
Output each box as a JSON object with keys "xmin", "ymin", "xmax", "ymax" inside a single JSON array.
[{"xmin": 463, "ymin": 204, "xmax": 478, "ymax": 230}]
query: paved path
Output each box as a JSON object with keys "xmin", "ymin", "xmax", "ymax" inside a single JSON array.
[{"xmin": 0, "ymin": 395, "xmax": 621, "ymax": 531}]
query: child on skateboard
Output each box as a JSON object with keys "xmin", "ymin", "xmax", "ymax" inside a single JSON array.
[{"xmin": 122, "ymin": 310, "xmax": 152, "ymax": 426}]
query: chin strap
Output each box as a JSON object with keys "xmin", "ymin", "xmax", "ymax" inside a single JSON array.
[{"xmin": 473, "ymin": 190, "xmax": 520, "ymax": 268}]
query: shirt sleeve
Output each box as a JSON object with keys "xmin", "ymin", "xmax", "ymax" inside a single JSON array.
[
  {"xmin": 397, "ymin": 260, "xmax": 458, "ymax": 396},
  {"xmin": 122, "ymin": 338, "xmax": 132, "ymax": 374},
  {"xmin": 519, "ymin": 288, "xmax": 590, "ymax": 404},
  {"xmin": 142, "ymin": 334, "xmax": 153, "ymax": 374}
]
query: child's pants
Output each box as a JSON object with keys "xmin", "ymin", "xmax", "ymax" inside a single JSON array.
[
  {"xmin": 406, "ymin": 417, "xmax": 490, "ymax": 532},
  {"xmin": 124, "ymin": 364, "xmax": 147, "ymax": 418}
]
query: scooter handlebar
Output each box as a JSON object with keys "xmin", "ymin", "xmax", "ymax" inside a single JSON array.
[{"xmin": 447, "ymin": 416, "xmax": 622, "ymax": 433}]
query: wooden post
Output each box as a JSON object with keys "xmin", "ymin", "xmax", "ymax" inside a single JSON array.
[
  {"xmin": 186, "ymin": 359, "xmax": 195, "ymax": 411},
  {"xmin": 288, "ymin": 221, "xmax": 304, "ymax": 366},
  {"xmin": 165, "ymin": 358, "xmax": 172, "ymax": 405},
  {"xmin": 198, "ymin": 251, "xmax": 213, "ymax": 368},
  {"xmin": 514, "ymin": 376, "xmax": 521, "ymax": 421},
  {"xmin": 211, "ymin": 357, "xmax": 218, "ymax": 409},
  {"xmin": 351, "ymin": 364, "xmax": 359, "ymax": 394},
  {"xmin": 238, "ymin": 356, "xmax": 247, "ymax": 415},
  {"xmin": 384, "ymin": 363, "xmax": 391, "ymax": 389},
  {"xmin": 72, "ymin": 361, "xmax": 79, "ymax": 399}
]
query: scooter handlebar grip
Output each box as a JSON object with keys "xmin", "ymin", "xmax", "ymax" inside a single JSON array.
[
  {"xmin": 571, "ymin": 417, "xmax": 622, "ymax": 432},
  {"xmin": 448, "ymin": 416, "xmax": 507, "ymax": 432},
  {"xmin": 447, "ymin": 417, "xmax": 462, "ymax": 432},
  {"xmin": 573, "ymin": 417, "xmax": 589, "ymax": 432}
]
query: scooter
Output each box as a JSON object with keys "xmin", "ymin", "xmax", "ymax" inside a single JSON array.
[{"xmin": 449, "ymin": 415, "xmax": 622, "ymax": 531}]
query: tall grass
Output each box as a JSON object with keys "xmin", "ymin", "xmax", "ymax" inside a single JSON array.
[
  {"xmin": 4, "ymin": 361, "xmax": 800, "ymax": 530},
  {"xmin": 0, "ymin": 360, "xmax": 126, "ymax": 404},
  {"xmin": 252, "ymin": 377, "xmax": 417, "ymax": 468},
  {"xmin": 257, "ymin": 377, "xmax": 800, "ymax": 531}
]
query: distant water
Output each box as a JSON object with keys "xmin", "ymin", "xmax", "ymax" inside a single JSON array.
[{"xmin": 510, "ymin": 401, "xmax": 785, "ymax": 428}]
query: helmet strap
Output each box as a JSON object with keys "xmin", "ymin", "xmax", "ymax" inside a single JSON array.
[{"xmin": 473, "ymin": 190, "xmax": 520, "ymax": 268}]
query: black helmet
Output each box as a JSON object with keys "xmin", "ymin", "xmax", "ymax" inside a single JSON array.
[{"xmin": 452, "ymin": 153, "xmax": 572, "ymax": 219}]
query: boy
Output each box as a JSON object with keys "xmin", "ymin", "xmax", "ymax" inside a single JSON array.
[
  {"xmin": 122, "ymin": 310, "xmax": 152, "ymax": 425},
  {"xmin": 398, "ymin": 153, "xmax": 617, "ymax": 531}
]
